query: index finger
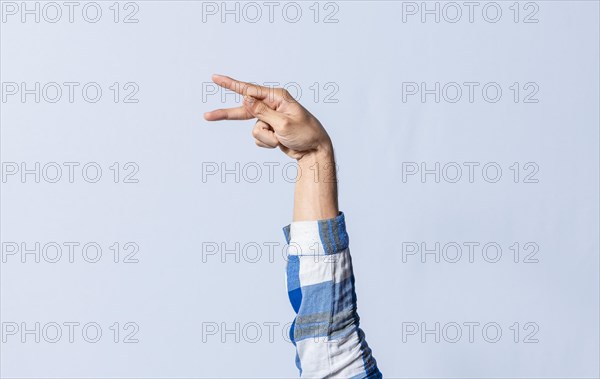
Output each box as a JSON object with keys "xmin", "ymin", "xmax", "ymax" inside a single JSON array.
[{"xmin": 211, "ymin": 74, "xmax": 280, "ymax": 106}]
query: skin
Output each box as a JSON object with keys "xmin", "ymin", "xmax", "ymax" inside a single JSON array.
[{"xmin": 204, "ymin": 74, "xmax": 339, "ymax": 221}]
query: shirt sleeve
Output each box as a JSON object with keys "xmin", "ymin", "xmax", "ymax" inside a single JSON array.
[{"xmin": 282, "ymin": 212, "xmax": 382, "ymax": 379}]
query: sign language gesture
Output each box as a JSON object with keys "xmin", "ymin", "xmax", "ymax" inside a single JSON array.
[{"xmin": 204, "ymin": 74, "xmax": 333, "ymax": 160}]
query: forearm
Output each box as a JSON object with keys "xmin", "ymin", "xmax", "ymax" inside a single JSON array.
[
  {"xmin": 293, "ymin": 141, "xmax": 339, "ymax": 221},
  {"xmin": 285, "ymin": 145, "xmax": 381, "ymax": 378}
]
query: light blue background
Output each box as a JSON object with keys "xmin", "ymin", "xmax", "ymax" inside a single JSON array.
[{"xmin": 1, "ymin": 1, "xmax": 599, "ymax": 377}]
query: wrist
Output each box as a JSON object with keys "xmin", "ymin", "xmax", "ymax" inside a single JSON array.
[
  {"xmin": 298, "ymin": 139, "xmax": 334, "ymax": 166},
  {"xmin": 296, "ymin": 139, "xmax": 337, "ymax": 189},
  {"xmin": 293, "ymin": 138, "xmax": 338, "ymax": 221}
]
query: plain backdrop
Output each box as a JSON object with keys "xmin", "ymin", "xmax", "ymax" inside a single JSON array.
[{"xmin": 1, "ymin": 1, "xmax": 599, "ymax": 378}]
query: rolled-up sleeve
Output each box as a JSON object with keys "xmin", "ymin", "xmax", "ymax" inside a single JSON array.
[{"xmin": 283, "ymin": 212, "xmax": 382, "ymax": 379}]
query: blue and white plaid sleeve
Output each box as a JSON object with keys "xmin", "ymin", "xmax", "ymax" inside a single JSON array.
[{"xmin": 282, "ymin": 212, "xmax": 382, "ymax": 379}]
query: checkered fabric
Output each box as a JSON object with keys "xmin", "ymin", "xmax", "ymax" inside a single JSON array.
[{"xmin": 283, "ymin": 212, "xmax": 382, "ymax": 378}]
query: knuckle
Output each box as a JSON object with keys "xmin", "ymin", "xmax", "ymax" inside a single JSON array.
[
  {"xmin": 241, "ymin": 83, "xmax": 252, "ymax": 95},
  {"xmin": 250, "ymin": 85, "xmax": 262, "ymax": 97},
  {"xmin": 255, "ymin": 102, "xmax": 267, "ymax": 115},
  {"xmin": 280, "ymin": 88, "xmax": 294, "ymax": 102},
  {"xmin": 280, "ymin": 118, "xmax": 291, "ymax": 130},
  {"xmin": 218, "ymin": 109, "xmax": 229, "ymax": 120}
]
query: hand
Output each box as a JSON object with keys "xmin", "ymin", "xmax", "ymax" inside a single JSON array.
[{"xmin": 204, "ymin": 74, "xmax": 333, "ymax": 160}]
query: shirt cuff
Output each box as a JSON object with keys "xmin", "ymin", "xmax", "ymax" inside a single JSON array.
[{"xmin": 282, "ymin": 212, "xmax": 349, "ymax": 256}]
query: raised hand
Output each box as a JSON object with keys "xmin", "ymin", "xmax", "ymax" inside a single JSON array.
[{"xmin": 204, "ymin": 74, "xmax": 332, "ymax": 160}]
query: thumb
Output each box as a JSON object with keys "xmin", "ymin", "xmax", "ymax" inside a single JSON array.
[{"xmin": 243, "ymin": 96, "xmax": 286, "ymax": 128}]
